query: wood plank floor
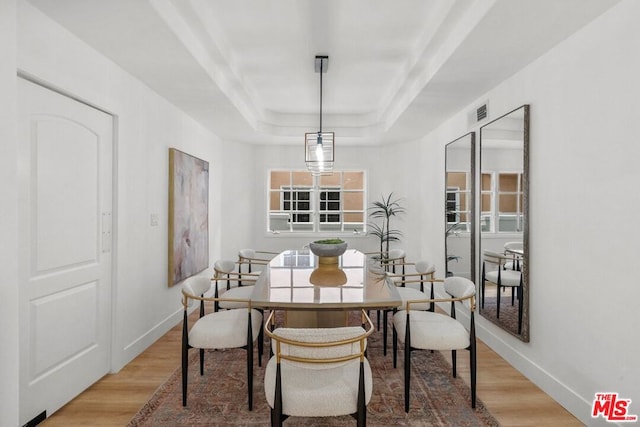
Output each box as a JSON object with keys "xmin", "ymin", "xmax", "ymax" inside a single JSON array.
[{"xmin": 41, "ymin": 312, "xmax": 583, "ymax": 426}]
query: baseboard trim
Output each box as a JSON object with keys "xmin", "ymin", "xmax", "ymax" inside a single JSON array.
[
  {"xmin": 474, "ymin": 319, "xmax": 593, "ymax": 425},
  {"xmin": 112, "ymin": 307, "xmax": 183, "ymax": 372},
  {"xmin": 22, "ymin": 410, "xmax": 46, "ymax": 427},
  {"xmin": 437, "ymin": 292, "xmax": 593, "ymax": 426}
]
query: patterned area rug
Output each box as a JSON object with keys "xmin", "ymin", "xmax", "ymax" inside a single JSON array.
[
  {"xmin": 480, "ymin": 295, "xmax": 521, "ymax": 336},
  {"xmin": 128, "ymin": 315, "xmax": 499, "ymax": 426}
]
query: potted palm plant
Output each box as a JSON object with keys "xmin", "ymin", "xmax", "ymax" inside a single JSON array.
[{"xmin": 368, "ymin": 192, "xmax": 406, "ymax": 256}]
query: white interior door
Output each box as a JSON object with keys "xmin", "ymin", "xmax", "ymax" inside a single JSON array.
[{"xmin": 18, "ymin": 77, "xmax": 113, "ymax": 425}]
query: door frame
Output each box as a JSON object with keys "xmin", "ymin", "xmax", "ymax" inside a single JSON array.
[{"xmin": 17, "ymin": 70, "xmax": 119, "ymax": 407}]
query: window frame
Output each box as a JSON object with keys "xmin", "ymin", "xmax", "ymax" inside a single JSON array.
[{"xmin": 267, "ymin": 169, "xmax": 367, "ymax": 235}]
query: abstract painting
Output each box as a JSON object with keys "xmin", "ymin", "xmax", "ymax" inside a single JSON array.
[{"xmin": 168, "ymin": 148, "xmax": 209, "ymax": 286}]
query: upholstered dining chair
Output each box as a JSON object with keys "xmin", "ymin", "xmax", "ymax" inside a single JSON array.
[
  {"xmin": 383, "ymin": 260, "xmax": 437, "ymax": 357},
  {"xmin": 213, "ymin": 259, "xmax": 264, "ymax": 364},
  {"xmin": 365, "ymin": 248, "xmax": 406, "ymax": 274},
  {"xmin": 482, "ymin": 250, "xmax": 523, "ymax": 334},
  {"xmin": 264, "ymin": 310, "xmax": 375, "ymax": 427},
  {"xmin": 181, "ymin": 276, "xmax": 263, "ymax": 409},
  {"xmin": 238, "ymin": 248, "xmax": 278, "ymax": 274},
  {"xmin": 392, "ymin": 276, "xmax": 477, "ymax": 412},
  {"xmin": 213, "ymin": 259, "xmax": 259, "ymax": 310},
  {"xmin": 503, "ymin": 241, "xmax": 524, "ymax": 271}
]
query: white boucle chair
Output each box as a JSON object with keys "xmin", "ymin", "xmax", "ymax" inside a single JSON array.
[
  {"xmin": 383, "ymin": 260, "xmax": 437, "ymax": 358},
  {"xmin": 365, "ymin": 248, "xmax": 406, "ymax": 274},
  {"xmin": 481, "ymin": 250, "xmax": 523, "ymax": 334},
  {"xmin": 212, "ymin": 260, "xmax": 264, "ymax": 366},
  {"xmin": 503, "ymin": 241, "xmax": 524, "ymax": 271},
  {"xmin": 213, "ymin": 259, "xmax": 259, "ymax": 310},
  {"xmin": 213, "ymin": 259, "xmax": 264, "ymax": 365},
  {"xmin": 181, "ymin": 276, "xmax": 263, "ymax": 409},
  {"xmin": 237, "ymin": 248, "xmax": 278, "ymax": 275},
  {"xmin": 392, "ymin": 276, "xmax": 477, "ymax": 413},
  {"xmin": 264, "ymin": 310, "xmax": 374, "ymax": 427}
]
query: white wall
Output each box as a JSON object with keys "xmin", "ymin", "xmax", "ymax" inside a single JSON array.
[
  {"xmin": 217, "ymin": 140, "xmax": 259, "ymax": 261},
  {"xmin": 415, "ymin": 1, "xmax": 640, "ymax": 424},
  {"xmin": 0, "ymin": 0, "xmax": 20, "ymax": 425},
  {"xmin": 378, "ymin": 141, "xmax": 433, "ymax": 261},
  {"xmin": 16, "ymin": 1, "xmax": 232, "ymax": 373}
]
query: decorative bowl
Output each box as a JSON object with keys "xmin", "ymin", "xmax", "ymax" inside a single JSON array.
[{"xmin": 308, "ymin": 239, "xmax": 348, "ymax": 257}]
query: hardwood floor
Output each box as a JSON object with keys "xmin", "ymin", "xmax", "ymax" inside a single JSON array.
[
  {"xmin": 451, "ymin": 344, "xmax": 583, "ymax": 426},
  {"xmin": 41, "ymin": 311, "xmax": 583, "ymax": 426}
]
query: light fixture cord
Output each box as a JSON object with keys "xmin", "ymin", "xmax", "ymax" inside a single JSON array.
[{"xmin": 319, "ymin": 58, "xmax": 323, "ymax": 134}]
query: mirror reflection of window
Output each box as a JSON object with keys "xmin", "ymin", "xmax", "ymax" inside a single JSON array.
[
  {"xmin": 480, "ymin": 171, "xmax": 524, "ymax": 233},
  {"xmin": 446, "ymin": 171, "xmax": 471, "ymax": 233},
  {"xmin": 497, "ymin": 172, "xmax": 524, "ymax": 232},
  {"xmin": 282, "ymin": 252, "xmax": 312, "ymax": 267},
  {"xmin": 446, "ymin": 188, "xmax": 458, "ymax": 223},
  {"xmin": 481, "ymin": 173, "xmax": 493, "ymax": 232}
]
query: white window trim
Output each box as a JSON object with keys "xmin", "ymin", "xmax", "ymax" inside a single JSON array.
[{"xmin": 267, "ymin": 169, "xmax": 367, "ymax": 236}]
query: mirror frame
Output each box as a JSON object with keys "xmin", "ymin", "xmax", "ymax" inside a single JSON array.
[
  {"xmin": 478, "ymin": 104, "xmax": 529, "ymax": 342},
  {"xmin": 444, "ymin": 132, "xmax": 475, "ymax": 284}
]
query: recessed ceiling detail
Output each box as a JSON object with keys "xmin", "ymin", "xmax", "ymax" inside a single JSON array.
[{"xmin": 27, "ymin": 0, "xmax": 620, "ymax": 145}]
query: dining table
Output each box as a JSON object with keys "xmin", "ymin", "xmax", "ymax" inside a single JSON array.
[{"xmin": 250, "ymin": 248, "xmax": 401, "ymax": 327}]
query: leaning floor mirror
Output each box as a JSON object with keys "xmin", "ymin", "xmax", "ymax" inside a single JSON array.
[
  {"xmin": 445, "ymin": 132, "xmax": 475, "ymax": 282},
  {"xmin": 479, "ymin": 104, "xmax": 529, "ymax": 342}
]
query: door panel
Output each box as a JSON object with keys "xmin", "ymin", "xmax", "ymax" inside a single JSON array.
[
  {"xmin": 18, "ymin": 77, "xmax": 113, "ymax": 424},
  {"xmin": 30, "ymin": 281, "xmax": 99, "ymax": 378},
  {"xmin": 34, "ymin": 118, "xmax": 99, "ymax": 272}
]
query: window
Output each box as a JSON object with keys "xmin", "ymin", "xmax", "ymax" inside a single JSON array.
[
  {"xmin": 481, "ymin": 171, "xmax": 524, "ymax": 233},
  {"xmin": 268, "ymin": 170, "xmax": 366, "ymax": 233},
  {"xmin": 319, "ymin": 190, "xmax": 341, "ymax": 223},
  {"xmin": 446, "ymin": 190, "xmax": 458, "ymax": 222},
  {"xmin": 282, "ymin": 188, "xmax": 311, "ymax": 223}
]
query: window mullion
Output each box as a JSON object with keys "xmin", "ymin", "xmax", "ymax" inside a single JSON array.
[
  {"xmin": 313, "ymin": 175, "xmax": 319, "ymax": 232},
  {"xmin": 339, "ymin": 173, "xmax": 345, "ymax": 232}
]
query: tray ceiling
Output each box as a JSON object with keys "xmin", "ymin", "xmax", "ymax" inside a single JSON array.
[{"xmin": 26, "ymin": 0, "xmax": 620, "ymax": 145}]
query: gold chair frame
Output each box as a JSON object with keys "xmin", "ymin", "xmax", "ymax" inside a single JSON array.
[
  {"xmin": 394, "ymin": 291, "xmax": 477, "ymax": 412},
  {"xmin": 264, "ymin": 309, "xmax": 375, "ymax": 427},
  {"xmin": 181, "ymin": 288, "xmax": 262, "ymax": 409}
]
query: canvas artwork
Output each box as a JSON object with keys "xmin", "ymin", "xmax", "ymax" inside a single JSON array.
[{"xmin": 168, "ymin": 148, "xmax": 209, "ymax": 286}]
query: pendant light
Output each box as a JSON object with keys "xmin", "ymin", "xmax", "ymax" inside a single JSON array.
[{"xmin": 305, "ymin": 55, "xmax": 334, "ymax": 175}]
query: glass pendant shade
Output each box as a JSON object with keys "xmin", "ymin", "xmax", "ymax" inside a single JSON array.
[{"xmin": 305, "ymin": 131, "xmax": 334, "ymax": 175}]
